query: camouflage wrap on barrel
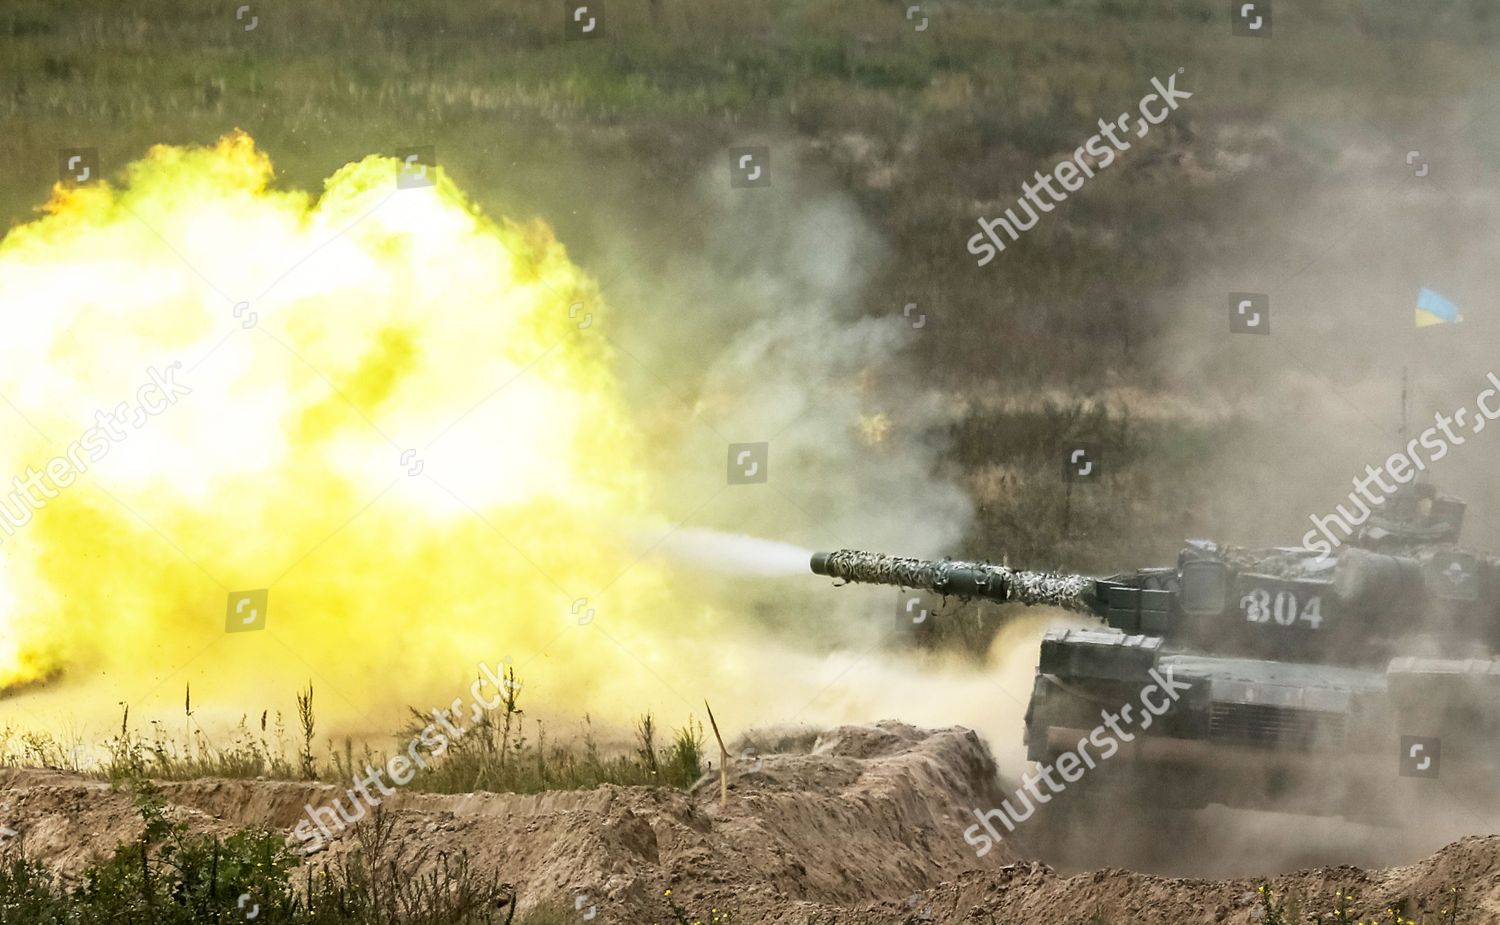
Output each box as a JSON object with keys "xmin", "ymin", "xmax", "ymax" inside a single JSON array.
[{"xmin": 811, "ymin": 549, "xmax": 1101, "ymax": 613}]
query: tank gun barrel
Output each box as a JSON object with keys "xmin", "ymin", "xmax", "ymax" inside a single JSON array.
[{"xmin": 810, "ymin": 549, "xmax": 1104, "ymax": 614}]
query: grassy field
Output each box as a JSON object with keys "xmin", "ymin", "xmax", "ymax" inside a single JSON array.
[
  {"xmin": 4, "ymin": 0, "xmax": 1498, "ymax": 573},
  {"xmin": 4, "ymin": 0, "xmax": 1500, "ymax": 645},
  {"xmin": 0, "ymin": 0, "xmax": 1481, "ymax": 311},
  {"xmin": 2, "ymin": 675, "xmax": 706, "ymax": 794},
  {"xmin": 3, "ymin": 0, "xmax": 1492, "ymax": 375}
]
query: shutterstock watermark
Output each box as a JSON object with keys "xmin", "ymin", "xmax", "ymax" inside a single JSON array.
[
  {"xmin": 0, "ymin": 363, "xmax": 190, "ymax": 544},
  {"xmin": 1301, "ymin": 371, "xmax": 1500, "ymax": 563},
  {"xmin": 294, "ymin": 660, "xmax": 517, "ymax": 854},
  {"xmin": 967, "ymin": 71, "xmax": 1192, "ymax": 266},
  {"xmin": 962, "ymin": 667, "xmax": 1190, "ymax": 857}
]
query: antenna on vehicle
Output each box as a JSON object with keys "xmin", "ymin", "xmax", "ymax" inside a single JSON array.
[{"xmin": 1400, "ymin": 365, "xmax": 1409, "ymax": 443}]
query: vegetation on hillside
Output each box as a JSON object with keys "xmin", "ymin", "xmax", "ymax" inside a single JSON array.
[
  {"xmin": 1, "ymin": 675, "xmax": 706, "ymax": 794},
  {"xmin": 4, "ymin": 0, "xmax": 1496, "ymax": 580},
  {"xmin": 0, "ymin": 777, "xmax": 523, "ymax": 923}
]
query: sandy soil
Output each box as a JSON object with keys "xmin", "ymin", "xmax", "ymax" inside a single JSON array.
[{"xmin": 1, "ymin": 721, "xmax": 1497, "ymax": 923}]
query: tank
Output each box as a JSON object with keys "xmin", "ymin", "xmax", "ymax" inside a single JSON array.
[{"xmin": 809, "ymin": 484, "xmax": 1500, "ymax": 822}]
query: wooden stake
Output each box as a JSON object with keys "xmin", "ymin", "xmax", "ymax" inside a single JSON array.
[{"xmin": 704, "ymin": 699, "xmax": 729, "ymax": 808}]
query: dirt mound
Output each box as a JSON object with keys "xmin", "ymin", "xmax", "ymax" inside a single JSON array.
[
  {"xmin": 0, "ymin": 722, "xmax": 1015, "ymax": 919},
  {"xmin": 895, "ymin": 836, "xmax": 1500, "ymax": 924},
  {"xmin": 3, "ymin": 722, "xmax": 1499, "ymax": 923}
]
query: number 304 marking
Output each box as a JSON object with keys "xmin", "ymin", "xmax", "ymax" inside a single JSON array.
[{"xmin": 1242, "ymin": 588, "xmax": 1323, "ymax": 628}]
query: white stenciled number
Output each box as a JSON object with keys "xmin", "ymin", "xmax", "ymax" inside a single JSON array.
[
  {"xmin": 1299, "ymin": 595, "xmax": 1323, "ymax": 629},
  {"xmin": 1242, "ymin": 588, "xmax": 1271, "ymax": 624},
  {"xmin": 1273, "ymin": 590, "xmax": 1297, "ymax": 626},
  {"xmin": 1241, "ymin": 588, "xmax": 1324, "ymax": 630}
]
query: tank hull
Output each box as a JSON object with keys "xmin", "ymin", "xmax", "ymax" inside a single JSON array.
[{"xmin": 1024, "ymin": 628, "xmax": 1500, "ymax": 822}]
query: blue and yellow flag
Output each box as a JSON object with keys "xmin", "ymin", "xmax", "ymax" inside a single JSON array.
[{"xmin": 1416, "ymin": 288, "xmax": 1461, "ymax": 328}]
